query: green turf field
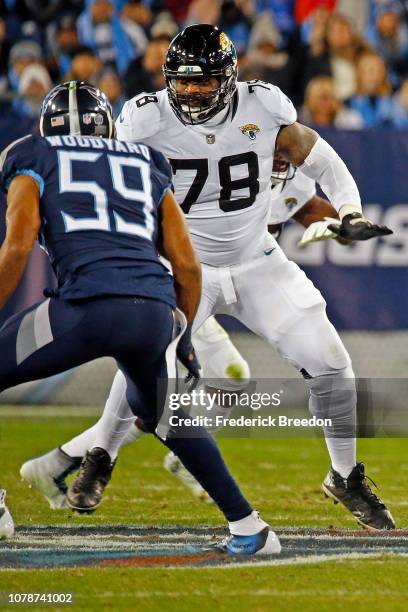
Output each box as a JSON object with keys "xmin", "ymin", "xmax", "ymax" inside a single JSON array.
[{"xmin": 1, "ymin": 409, "xmax": 407, "ymax": 611}]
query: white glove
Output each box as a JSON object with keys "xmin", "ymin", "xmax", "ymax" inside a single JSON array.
[{"xmin": 297, "ymin": 217, "xmax": 342, "ymax": 248}]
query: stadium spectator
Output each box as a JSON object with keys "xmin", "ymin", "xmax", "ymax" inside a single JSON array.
[
  {"xmin": 46, "ymin": 14, "xmax": 81, "ymax": 82},
  {"xmin": 0, "ymin": 18, "xmax": 12, "ymax": 97},
  {"xmin": 149, "ymin": 12, "xmax": 178, "ymax": 42},
  {"xmin": 243, "ymin": 11, "xmax": 299, "ymax": 100},
  {"xmin": 295, "ymin": 0, "xmax": 336, "ymax": 24},
  {"xmin": 97, "ymin": 68, "xmax": 126, "ymax": 117},
  {"xmin": 390, "ymin": 78, "xmax": 408, "ymax": 127},
  {"xmin": 8, "ymin": 40, "xmax": 43, "ymax": 92},
  {"xmin": 299, "ymin": 75, "xmax": 363, "ymax": 128},
  {"xmin": 9, "ymin": 0, "xmax": 84, "ymax": 25},
  {"xmin": 121, "ymin": 0, "xmax": 153, "ymax": 29},
  {"xmin": 12, "ymin": 63, "xmax": 52, "ymax": 118},
  {"xmin": 336, "ymin": 0, "xmax": 370, "ymax": 33},
  {"xmin": 349, "ymin": 52, "xmax": 394, "ymax": 127},
  {"xmin": 123, "ymin": 37, "xmax": 167, "ymax": 98},
  {"xmin": 77, "ymin": 0, "xmax": 147, "ymax": 75},
  {"xmin": 302, "ymin": 13, "xmax": 373, "ymax": 101},
  {"xmin": 365, "ymin": 2, "xmax": 408, "ymax": 85},
  {"xmin": 64, "ymin": 45, "xmax": 102, "ymax": 85},
  {"xmin": 298, "ymin": 0, "xmax": 368, "ymax": 36},
  {"xmin": 165, "ymin": 0, "xmax": 195, "ymax": 24},
  {"xmin": 256, "ymin": 0, "xmax": 297, "ymax": 42},
  {"xmin": 184, "ymin": 0, "xmax": 221, "ymax": 28}
]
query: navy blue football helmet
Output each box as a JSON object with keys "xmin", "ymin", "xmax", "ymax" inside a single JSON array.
[{"xmin": 40, "ymin": 81, "xmax": 115, "ymax": 138}]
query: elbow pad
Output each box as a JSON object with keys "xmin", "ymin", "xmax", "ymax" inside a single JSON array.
[{"xmin": 299, "ymin": 137, "xmax": 362, "ymax": 219}]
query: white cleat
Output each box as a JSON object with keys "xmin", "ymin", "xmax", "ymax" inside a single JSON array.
[
  {"xmin": 20, "ymin": 448, "xmax": 81, "ymax": 510},
  {"xmin": 163, "ymin": 451, "xmax": 213, "ymax": 504},
  {"xmin": 0, "ymin": 490, "xmax": 14, "ymax": 539},
  {"xmin": 211, "ymin": 527, "xmax": 281, "ymax": 555}
]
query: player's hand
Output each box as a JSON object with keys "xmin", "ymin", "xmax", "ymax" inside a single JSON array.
[
  {"xmin": 298, "ymin": 218, "xmax": 341, "ymax": 248},
  {"xmin": 328, "ymin": 213, "xmax": 393, "ymax": 241},
  {"xmin": 176, "ymin": 324, "xmax": 201, "ymax": 391}
]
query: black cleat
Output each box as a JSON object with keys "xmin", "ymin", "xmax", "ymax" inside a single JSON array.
[
  {"xmin": 67, "ymin": 448, "xmax": 114, "ymax": 514},
  {"xmin": 322, "ymin": 463, "xmax": 395, "ymax": 531}
]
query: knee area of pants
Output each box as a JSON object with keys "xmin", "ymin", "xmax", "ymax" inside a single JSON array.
[
  {"xmin": 308, "ymin": 367, "xmax": 357, "ymax": 419},
  {"xmin": 307, "ymin": 366, "xmax": 356, "ymax": 407},
  {"xmin": 307, "ymin": 365, "xmax": 355, "ymax": 388}
]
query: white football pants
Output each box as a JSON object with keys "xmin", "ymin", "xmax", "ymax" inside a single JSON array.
[{"xmin": 63, "ymin": 243, "xmax": 356, "ymax": 478}]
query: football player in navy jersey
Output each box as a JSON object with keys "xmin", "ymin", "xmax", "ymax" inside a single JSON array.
[{"xmin": 0, "ymin": 81, "xmax": 281, "ymax": 554}]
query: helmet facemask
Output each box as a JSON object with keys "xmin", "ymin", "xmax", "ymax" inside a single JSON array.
[{"xmin": 164, "ymin": 65, "xmax": 237, "ymax": 125}]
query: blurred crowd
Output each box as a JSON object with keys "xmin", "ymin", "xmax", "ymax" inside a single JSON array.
[{"xmin": 1, "ymin": 0, "xmax": 408, "ymax": 130}]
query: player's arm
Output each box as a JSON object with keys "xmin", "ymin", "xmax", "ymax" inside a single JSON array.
[
  {"xmin": 292, "ymin": 195, "xmax": 337, "ymax": 227},
  {"xmin": 158, "ymin": 189, "xmax": 201, "ymax": 322},
  {"xmin": 0, "ymin": 174, "xmax": 41, "ymax": 309},
  {"xmin": 159, "ymin": 189, "xmax": 202, "ymax": 386},
  {"xmin": 268, "ymin": 195, "xmax": 344, "ymax": 246},
  {"xmin": 293, "ymin": 195, "xmax": 352, "ymax": 247},
  {"xmin": 275, "ymin": 123, "xmax": 392, "ymax": 240}
]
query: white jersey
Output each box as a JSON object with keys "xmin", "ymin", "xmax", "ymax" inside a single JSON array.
[
  {"xmin": 116, "ymin": 81, "xmax": 297, "ymax": 266},
  {"xmin": 269, "ymin": 169, "xmax": 316, "ymax": 225}
]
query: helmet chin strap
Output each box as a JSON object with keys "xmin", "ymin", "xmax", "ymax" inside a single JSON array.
[{"xmin": 200, "ymin": 102, "xmax": 230, "ymax": 127}]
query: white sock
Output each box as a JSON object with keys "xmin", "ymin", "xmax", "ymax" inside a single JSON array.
[
  {"xmin": 229, "ymin": 510, "xmax": 268, "ymax": 536},
  {"xmin": 325, "ymin": 437, "xmax": 356, "ymax": 479},
  {"xmin": 61, "ymin": 424, "xmax": 98, "ymax": 458},
  {"xmin": 60, "ymin": 372, "xmax": 144, "ymax": 460},
  {"xmin": 91, "ymin": 370, "xmax": 135, "ymax": 461},
  {"xmin": 121, "ymin": 421, "xmax": 146, "ymax": 447}
]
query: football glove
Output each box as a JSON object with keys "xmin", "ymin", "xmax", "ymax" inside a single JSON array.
[
  {"xmin": 328, "ymin": 213, "xmax": 393, "ymax": 241},
  {"xmin": 298, "ymin": 217, "xmax": 341, "ymax": 248},
  {"xmin": 176, "ymin": 323, "xmax": 201, "ymax": 391}
]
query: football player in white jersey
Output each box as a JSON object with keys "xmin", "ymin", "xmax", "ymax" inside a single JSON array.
[{"xmin": 21, "ymin": 25, "xmax": 394, "ymax": 531}]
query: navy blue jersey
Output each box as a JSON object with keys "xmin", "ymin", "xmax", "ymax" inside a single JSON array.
[{"xmin": 0, "ymin": 134, "xmax": 176, "ymax": 307}]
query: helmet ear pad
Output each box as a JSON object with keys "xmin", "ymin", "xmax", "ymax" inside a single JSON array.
[
  {"xmin": 163, "ymin": 25, "xmax": 238, "ymax": 125},
  {"xmin": 40, "ymin": 81, "xmax": 115, "ymax": 138}
]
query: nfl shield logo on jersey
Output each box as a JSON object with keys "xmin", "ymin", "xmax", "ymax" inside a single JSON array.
[
  {"xmin": 239, "ymin": 123, "xmax": 260, "ymax": 140},
  {"xmin": 206, "ymin": 134, "xmax": 216, "ymax": 144},
  {"xmin": 83, "ymin": 114, "xmax": 92, "ymax": 125}
]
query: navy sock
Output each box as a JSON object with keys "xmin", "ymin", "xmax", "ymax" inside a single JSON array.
[{"xmin": 162, "ymin": 429, "xmax": 252, "ymax": 522}]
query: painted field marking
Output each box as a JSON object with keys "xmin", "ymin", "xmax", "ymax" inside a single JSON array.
[{"xmin": 0, "ymin": 526, "xmax": 408, "ymax": 569}]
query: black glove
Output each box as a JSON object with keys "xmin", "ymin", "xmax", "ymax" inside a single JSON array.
[
  {"xmin": 176, "ymin": 323, "xmax": 201, "ymax": 391},
  {"xmin": 328, "ymin": 213, "xmax": 393, "ymax": 241}
]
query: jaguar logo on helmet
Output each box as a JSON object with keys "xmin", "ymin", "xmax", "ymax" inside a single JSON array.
[
  {"xmin": 239, "ymin": 124, "xmax": 260, "ymax": 140},
  {"xmin": 219, "ymin": 32, "xmax": 232, "ymax": 52}
]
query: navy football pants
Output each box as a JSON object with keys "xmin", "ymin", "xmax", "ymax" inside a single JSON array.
[
  {"xmin": 0, "ymin": 296, "xmax": 173, "ymax": 420},
  {"xmin": 0, "ymin": 296, "xmax": 252, "ymax": 521}
]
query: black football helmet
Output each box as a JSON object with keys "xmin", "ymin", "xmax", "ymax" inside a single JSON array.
[
  {"xmin": 40, "ymin": 81, "xmax": 115, "ymax": 138},
  {"xmin": 163, "ymin": 24, "xmax": 238, "ymax": 125}
]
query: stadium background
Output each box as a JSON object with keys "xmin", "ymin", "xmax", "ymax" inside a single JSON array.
[{"xmin": 1, "ymin": 0, "xmax": 408, "ymax": 405}]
